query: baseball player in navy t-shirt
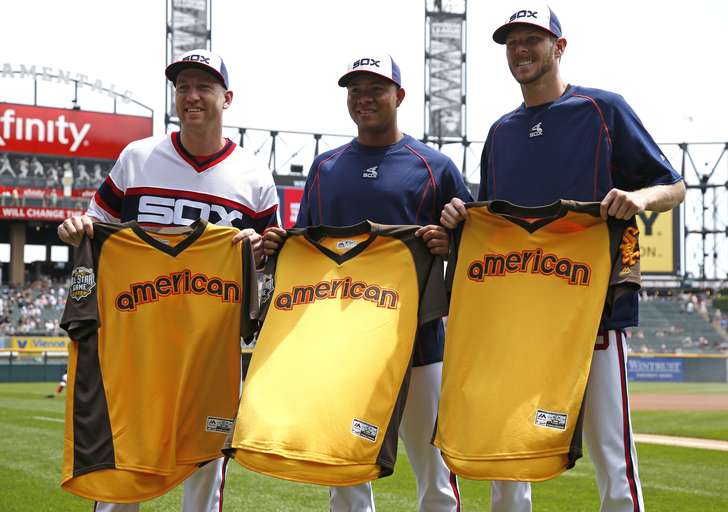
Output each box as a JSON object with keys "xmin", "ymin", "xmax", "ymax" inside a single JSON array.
[
  {"xmin": 441, "ymin": 5, "xmax": 685, "ymax": 512},
  {"xmin": 264, "ymin": 55, "xmax": 471, "ymax": 511}
]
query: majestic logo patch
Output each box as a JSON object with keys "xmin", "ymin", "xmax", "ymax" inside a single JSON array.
[
  {"xmin": 274, "ymin": 277, "xmax": 399, "ymax": 311},
  {"xmin": 352, "ymin": 418, "xmax": 378, "ymax": 442},
  {"xmin": 619, "ymin": 226, "xmax": 640, "ymax": 275},
  {"xmin": 534, "ymin": 409, "xmax": 567, "ymax": 430},
  {"xmin": 205, "ymin": 416, "xmax": 233, "ymax": 434},
  {"xmin": 70, "ymin": 267, "xmax": 95, "ymax": 301},
  {"xmin": 361, "ymin": 166, "xmax": 378, "ymax": 179},
  {"xmin": 115, "ymin": 269, "xmax": 241, "ymax": 312},
  {"xmin": 467, "ymin": 248, "xmax": 591, "ymax": 286},
  {"xmin": 336, "ymin": 240, "xmax": 358, "ymax": 250},
  {"xmin": 529, "ymin": 122, "xmax": 543, "ymax": 138}
]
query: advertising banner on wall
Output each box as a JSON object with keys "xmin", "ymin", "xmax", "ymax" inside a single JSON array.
[
  {"xmin": 627, "ymin": 356, "xmax": 684, "ymax": 382},
  {"xmin": 635, "ymin": 209, "xmax": 680, "ymax": 275},
  {"xmin": 10, "ymin": 336, "xmax": 70, "ymax": 351},
  {"xmin": 0, "ymin": 103, "xmax": 152, "ymax": 160},
  {"xmin": 277, "ymin": 186, "xmax": 304, "ymax": 228},
  {"xmin": 0, "ymin": 206, "xmax": 84, "ymax": 221}
]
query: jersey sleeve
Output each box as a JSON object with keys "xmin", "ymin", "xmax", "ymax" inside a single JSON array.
[
  {"xmin": 86, "ymin": 148, "xmax": 129, "ymax": 222},
  {"xmin": 445, "ymin": 217, "xmax": 466, "ymax": 298},
  {"xmin": 601, "ymin": 217, "xmax": 642, "ymax": 328},
  {"xmin": 477, "ymin": 125, "xmax": 497, "ymax": 201},
  {"xmin": 608, "ymin": 94, "xmax": 683, "ymax": 191},
  {"xmin": 251, "ymin": 173, "xmax": 280, "ymax": 233},
  {"xmin": 256, "ymin": 251, "xmax": 279, "ymax": 326},
  {"xmin": 419, "ymin": 255, "xmax": 448, "ymax": 326},
  {"xmin": 240, "ymin": 237, "xmax": 259, "ymax": 343},
  {"xmin": 294, "ymin": 162, "xmax": 318, "ymax": 228},
  {"xmin": 60, "ymin": 236, "xmax": 100, "ymax": 341},
  {"xmin": 439, "ymin": 158, "xmax": 474, "ymax": 211}
]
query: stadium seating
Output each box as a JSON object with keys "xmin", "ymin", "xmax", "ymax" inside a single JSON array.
[
  {"xmin": 633, "ymin": 296, "xmax": 728, "ymax": 354},
  {"xmin": 0, "ymin": 279, "xmax": 66, "ymax": 336}
]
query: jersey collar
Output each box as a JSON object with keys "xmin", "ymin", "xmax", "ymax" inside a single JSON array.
[
  {"xmin": 171, "ymin": 131, "xmax": 236, "ymax": 173},
  {"xmin": 128, "ymin": 218, "xmax": 208, "ymax": 256},
  {"xmin": 301, "ymin": 220, "xmax": 379, "ymax": 265},
  {"xmin": 479, "ymin": 200, "xmax": 601, "ymax": 232}
]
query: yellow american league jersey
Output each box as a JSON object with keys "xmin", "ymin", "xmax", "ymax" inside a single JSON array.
[
  {"xmin": 226, "ymin": 221, "xmax": 447, "ymax": 486},
  {"xmin": 435, "ymin": 200, "xmax": 640, "ymax": 481},
  {"xmin": 59, "ymin": 220, "xmax": 257, "ymax": 503}
]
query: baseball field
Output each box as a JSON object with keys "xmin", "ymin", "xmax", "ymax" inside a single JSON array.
[{"xmin": 1, "ymin": 381, "xmax": 726, "ymax": 511}]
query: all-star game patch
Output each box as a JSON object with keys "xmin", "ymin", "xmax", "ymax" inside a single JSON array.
[{"xmin": 70, "ymin": 267, "xmax": 96, "ymax": 301}]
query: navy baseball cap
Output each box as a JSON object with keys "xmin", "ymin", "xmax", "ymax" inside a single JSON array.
[
  {"xmin": 492, "ymin": 4, "xmax": 562, "ymax": 44},
  {"xmin": 165, "ymin": 49, "xmax": 229, "ymax": 89},
  {"xmin": 338, "ymin": 55, "xmax": 402, "ymax": 88}
]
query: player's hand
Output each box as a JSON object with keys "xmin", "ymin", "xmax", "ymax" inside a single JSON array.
[
  {"xmin": 440, "ymin": 198, "xmax": 468, "ymax": 229},
  {"xmin": 415, "ymin": 225, "xmax": 449, "ymax": 256},
  {"xmin": 600, "ymin": 188, "xmax": 647, "ymax": 220},
  {"xmin": 57, "ymin": 215, "xmax": 95, "ymax": 247},
  {"xmin": 262, "ymin": 227, "xmax": 287, "ymax": 256},
  {"xmin": 232, "ymin": 228, "xmax": 263, "ymax": 265}
]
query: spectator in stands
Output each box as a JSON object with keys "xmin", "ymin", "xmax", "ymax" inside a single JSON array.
[{"xmin": 0, "ymin": 153, "xmax": 15, "ymax": 177}]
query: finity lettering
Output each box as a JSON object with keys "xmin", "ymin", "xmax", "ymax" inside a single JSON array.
[
  {"xmin": 115, "ymin": 269, "xmax": 240, "ymax": 311},
  {"xmin": 467, "ymin": 248, "xmax": 591, "ymax": 286}
]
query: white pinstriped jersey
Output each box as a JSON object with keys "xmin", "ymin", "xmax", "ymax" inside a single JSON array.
[{"xmin": 87, "ymin": 132, "xmax": 279, "ymax": 233}]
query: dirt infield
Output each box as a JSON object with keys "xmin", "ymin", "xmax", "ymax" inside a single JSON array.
[{"xmin": 631, "ymin": 393, "xmax": 728, "ymax": 411}]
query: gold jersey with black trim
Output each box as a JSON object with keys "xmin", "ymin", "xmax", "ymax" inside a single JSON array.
[
  {"xmin": 434, "ymin": 200, "xmax": 640, "ymax": 481},
  {"xmin": 59, "ymin": 219, "xmax": 257, "ymax": 503},
  {"xmin": 225, "ymin": 221, "xmax": 447, "ymax": 486}
]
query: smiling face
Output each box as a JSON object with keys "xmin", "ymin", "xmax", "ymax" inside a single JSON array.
[
  {"xmin": 346, "ymin": 73, "xmax": 404, "ymax": 138},
  {"xmin": 174, "ymin": 67, "xmax": 232, "ymax": 130},
  {"xmin": 505, "ymin": 26, "xmax": 564, "ymax": 86}
]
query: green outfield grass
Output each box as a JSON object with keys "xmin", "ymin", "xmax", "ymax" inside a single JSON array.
[
  {"xmin": 629, "ymin": 382, "xmax": 728, "ymax": 394},
  {"xmin": 1, "ymin": 382, "xmax": 727, "ymax": 511},
  {"xmin": 632, "ymin": 411, "xmax": 728, "ymax": 441}
]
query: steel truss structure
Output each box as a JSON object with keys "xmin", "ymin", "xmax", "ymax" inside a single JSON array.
[{"xmin": 165, "ymin": 0, "xmax": 212, "ymax": 129}]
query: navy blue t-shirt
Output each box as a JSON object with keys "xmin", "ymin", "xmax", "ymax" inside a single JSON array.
[
  {"xmin": 479, "ymin": 85, "xmax": 683, "ymax": 329},
  {"xmin": 296, "ymin": 134, "xmax": 473, "ymax": 365}
]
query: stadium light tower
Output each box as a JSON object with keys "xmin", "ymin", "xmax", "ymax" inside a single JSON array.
[
  {"xmin": 165, "ymin": 0, "xmax": 213, "ymax": 132},
  {"xmin": 424, "ymin": 0, "xmax": 467, "ymax": 175}
]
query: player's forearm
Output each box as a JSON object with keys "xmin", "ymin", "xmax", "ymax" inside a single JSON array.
[{"xmin": 636, "ymin": 181, "xmax": 686, "ymax": 212}]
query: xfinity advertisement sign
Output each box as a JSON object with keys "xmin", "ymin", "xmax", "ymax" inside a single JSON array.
[
  {"xmin": 0, "ymin": 103, "xmax": 152, "ymax": 159},
  {"xmin": 627, "ymin": 357, "xmax": 684, "ymax": 382}
]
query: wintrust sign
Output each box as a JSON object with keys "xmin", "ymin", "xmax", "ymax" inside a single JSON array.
[{"xmin": 0, "ymin": 103, "xmax": 152, "ymax": 159}]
